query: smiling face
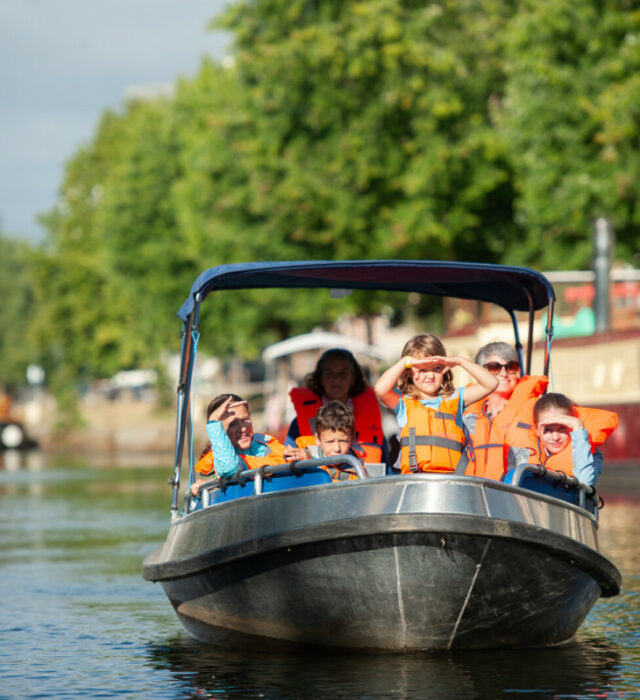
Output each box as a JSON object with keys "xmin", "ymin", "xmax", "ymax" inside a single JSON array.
[
  {"xmin": 410, "ymin": 361, "xmax": 446, "ymax": 398},
  {"xmin": 536, "ymin": 409, "xmax": 572, "ymax": 455},
  {"xmin": 215, "ymin": 402, "xmax": 254, "ymax": 450},
  {"xmin": 320, "ymin": 356, "xmax": 354, "ymax": 402},
  {"xmin": 484, "ymin": 353, "xmax": 520, "ymax": 398},
  {"xmin": 316, "ymin": 428, "xmax": 353, "ymax": 457}
]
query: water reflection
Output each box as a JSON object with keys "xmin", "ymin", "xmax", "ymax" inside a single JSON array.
[
  {"xmin": 0, "ymin": 448, "xmax": 44, "ymax": 472},
  {"xmin": 146, "ymin": 635, "xmax": 621, "ymax": 699},
  {"xmin": 0, "ymin": 457, "xmax": 637, "ymax": 698}
]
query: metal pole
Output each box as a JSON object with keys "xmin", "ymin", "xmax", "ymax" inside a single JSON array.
[
  {"xmin": 543, "ymin": 296, "xmax": 554, "ymax": 377},
  {"xmin": 170, "ymin": 319, "xmax": 192, "ymax": 518},
  {"xmin": 170, "ymin": 294, "xmax": 201, "ymax": 519},
  {"xmin": 593, "ymin": 217, "xmax": 613, "ymax": 333},
  {"xmin": 508, "ymin": 310, "xmax": 525, "ymax": 373}
]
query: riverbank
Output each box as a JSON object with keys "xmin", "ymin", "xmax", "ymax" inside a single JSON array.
[{"xmin": 16, "ymin": 392, "xmax": 176, "ymax": 462}]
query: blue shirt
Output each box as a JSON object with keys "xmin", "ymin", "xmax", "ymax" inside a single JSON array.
[{"xmin": 206, "ymin": 421, "xmax": 275, "ymax": 478}]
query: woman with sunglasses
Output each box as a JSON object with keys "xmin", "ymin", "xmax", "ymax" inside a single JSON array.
[{"xmin": 463, "ymin": 341, "xmax": 548, "ymax": 480}]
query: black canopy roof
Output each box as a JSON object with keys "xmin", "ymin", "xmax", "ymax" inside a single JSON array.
[{"xmin": 178, "ymin": 260, "xmax": 555, "ymax": 321}]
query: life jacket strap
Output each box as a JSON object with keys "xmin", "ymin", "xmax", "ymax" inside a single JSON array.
[
  {"xmin": 408, "ymin": 428, "xmax": 419, "ymax": 473},
  {"xmin": 454, "ymin": 448, "xmax": 470, "ymax": 474},
  {"xmin": 400, "ymin": 434, "xmax": 465, "ymax": 453}
]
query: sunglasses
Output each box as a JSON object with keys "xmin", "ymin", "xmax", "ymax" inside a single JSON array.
[{"xmin": 484, "ymin": 360, "xmax": 520, "ymax": 375}]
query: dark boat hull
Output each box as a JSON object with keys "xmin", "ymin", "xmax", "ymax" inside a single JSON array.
[{"xmin": 143, "ymin": 476, "xmax": 620, "ymax": 651}]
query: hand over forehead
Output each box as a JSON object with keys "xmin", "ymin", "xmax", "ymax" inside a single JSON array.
[
  {"xmin": 538, "ymin": 413, "xmax": 578, "ymax": 429},
  {"xmin": 412, "ymin": 355, "xmax": 450, "ymax": 366},
  {"xmin": 211, "ymin": 397, "xmax": 249, "ymax": 421}
]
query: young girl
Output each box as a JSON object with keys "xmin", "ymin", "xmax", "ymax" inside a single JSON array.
[
  {"xmin": 375, "ymin": 334, "xmax": 498, "ymax": 474},
  {"xmin": 190, "ymin": 393, "xmax": 303, "ymax": 495},
  {"xmin": 506, "ymin": 392, "xmax": 618, "ymax": 486}
]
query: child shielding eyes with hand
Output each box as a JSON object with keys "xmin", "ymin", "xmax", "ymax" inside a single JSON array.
[{"xmin": 375, "ymin": 334, "xmax": 498, "ymax": 475}]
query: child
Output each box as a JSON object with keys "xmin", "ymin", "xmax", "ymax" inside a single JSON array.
[
  {"xmin": 375, "ymin": 333, "xmax": 498, "ymax": 474},
  {"xmin": 191, "ymin": 393, "xmax": 299, "ymax": 495},
  {"xmin": 506, "ymin": 392, "xmax": 618, "ymax": 486},
  {"xmin": 295, "ymin": 400, "xmax": 363, "ymax": 480}
]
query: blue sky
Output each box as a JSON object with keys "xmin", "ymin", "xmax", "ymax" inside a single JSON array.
[{"xmin": 0, "ymin": 0, "xmax": 228, "ymax": 242}]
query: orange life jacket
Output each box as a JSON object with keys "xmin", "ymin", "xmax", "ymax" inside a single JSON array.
[
  {"xmin": 399, "ymin": 393, "xmax": 468, "ymax": 474},
  {"xmin": 289, "ymin": 386, "xmax": 385, "ymax": 463},
  {"xmin": 194, "ymin": 433, "xmax": 288, "ymax": 479},
  {"xmin": 464, "ymin": 375, "xmax": 548, "ymax": 480},
  {"xmin": 506, "ymin": 404, "xmax": 618, "ymax": 477}
]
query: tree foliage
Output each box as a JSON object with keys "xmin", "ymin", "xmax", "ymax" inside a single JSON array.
[
  {"xmin": 497, "ymin": 0, "xmax": 640, "ymax": 267},
  {"xmin": 23, "ymin": 0, "xmax": 640, "ymax": 408},
  {"xmin": 0, "ymin": 234, "xmax": 36, "ymax": 391}
]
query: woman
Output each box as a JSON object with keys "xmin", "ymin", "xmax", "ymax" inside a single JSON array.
[
  {"xmin": 463, "ymin": 341, "xmax": 548, "ymax": 480},
  {"xmin": 286, "ymin": 348, "xmax": 387, "ymax": 465}
]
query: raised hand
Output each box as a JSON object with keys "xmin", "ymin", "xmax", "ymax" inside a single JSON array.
[
  {"xmin": 538, "ymin": 413, "xmax": 584, "ymax": 433},
  {"xmin": 210, "ymin": 397, "xmax": 248, "ymax": 422}
]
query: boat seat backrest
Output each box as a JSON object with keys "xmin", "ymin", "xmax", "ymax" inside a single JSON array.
[
  {"xmin": 203, "ymin": 468, "xmax": 333, "ymax": 505},
  {"xmin": 503, "ymin": 469, "xmax": 596, "ymax": 513},
  {"xmin": 262, "ymin": 468, "xmax": 333, "ymax": 493}
]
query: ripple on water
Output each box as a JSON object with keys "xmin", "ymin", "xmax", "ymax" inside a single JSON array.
[{"xmin": 1, "ymin": 462, "xmax": 639, "ymax": 699}]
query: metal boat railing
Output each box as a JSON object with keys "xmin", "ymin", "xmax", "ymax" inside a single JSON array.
[
  {"xmin": 510, "ymin": 463, "xmax": 596, "ymax": 509},
  {"xmin": 188, "ymin": 455, "xmax": 367, "ymax": 511},
  {"xmin": 186, "ymin": 457, "xmax": 597, "ymax": 514}
]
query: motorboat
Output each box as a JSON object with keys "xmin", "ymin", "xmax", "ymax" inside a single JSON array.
[{"xmin": 143, "ymin": 260, "xmax": 621, "ymax": 650}]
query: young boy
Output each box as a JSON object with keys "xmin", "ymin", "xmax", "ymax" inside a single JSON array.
[{"xmin": 295, "ymin": 400, "xmax": 363, "ymax": 480}]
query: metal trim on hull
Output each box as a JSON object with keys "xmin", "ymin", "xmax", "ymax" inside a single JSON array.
[
  {"xmin": 144, "ymin": 476, "xmax": 609, "ymax": 581},
  {"xmin": 144, "ymin": 510, "xmax": 619, "ymax": 597},
  {"xmin": 158, "ymin": 528, "xmax": 603, "ymax": 650},
  {"xmin": 142, "ymin": 476, "xmax": 620, "ymax": 649}
]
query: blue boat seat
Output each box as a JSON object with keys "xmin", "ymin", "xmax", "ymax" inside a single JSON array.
[
  {"xmin": 262, "ymin": 468, "xmax": 333, "ymax": 493},
  {"xmin": 503, "ymin": 469, "xmax": 597, "ymax": 514},
  {"xmin": 196, "ymin": 467, "xmax": 334, "ymax": 507}
]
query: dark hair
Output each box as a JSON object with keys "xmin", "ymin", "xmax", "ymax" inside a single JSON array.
[
  {"xmin": 206, "ymin": 393, "xmax": 244, "ymax": 420},
  {"xmin": 474, "ymin": 341, "xmax": 518, "ymax": 366},
  {"xmin": 199, "ymin": 393, "xmax": 245, "ymax": 457},
  {"xmin": 533, "ymin": 393, "xmax": 576, "ymax": 423},
  {"xmin": 305, "ymin": 348, "xmax": 368, "ymax": 397},
  {"xmin": 315, "ymin": 401, "xmax": 355, "ymax": 437},
  {"xmin": 398, "ymin": 334, "xmax": 454, "ymax": 398}
]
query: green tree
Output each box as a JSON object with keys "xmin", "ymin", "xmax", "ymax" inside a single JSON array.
[
  {"xmin": 212, "ymin": 0, "xmax": 519, "ymax": 263},
  {"xmin": 31, "ymin": 98, "xmax": 190, "ymax": 420},
  {"xmin": 0, "ymin": 234, "xmax": 36, "ymax": 391},
  {"xmin": 498, "ymin": 0, "xmax": 640, "ymax": 268}
]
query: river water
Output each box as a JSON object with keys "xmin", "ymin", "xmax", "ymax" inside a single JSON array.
[{"xmin": 1, "ymin": 452, "xmax": 638, "ymax": 699}]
